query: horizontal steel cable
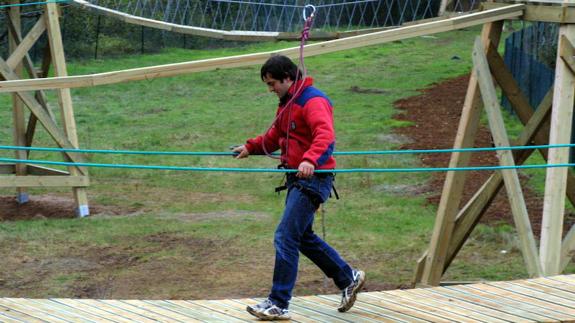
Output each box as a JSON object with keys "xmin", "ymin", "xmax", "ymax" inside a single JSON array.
[
  {"xmin": 0, "ymin": 157, "xmax": 573, "ymax": 173},
  {"xmin": 0, "ymin": 144, "xmax": 572, "ymax": 156}
]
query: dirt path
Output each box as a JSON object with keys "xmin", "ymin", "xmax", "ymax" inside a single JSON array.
[{"xmin": 393, "ymin": 74, "xmax": 571, "ymax": 237}]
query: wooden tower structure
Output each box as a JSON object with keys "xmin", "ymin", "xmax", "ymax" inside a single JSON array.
[
  {"xmin": 415, "ymin": 0, "xmax": 575, "ymax": 286},
  {"xmin": 1, "ymin": 1, "xmax": 89, "ymax": 217}
]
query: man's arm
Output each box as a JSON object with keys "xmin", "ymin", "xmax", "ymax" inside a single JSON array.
[{"xmin": 244, "ymin": 124, "xmax": 281, "ymax": 155}]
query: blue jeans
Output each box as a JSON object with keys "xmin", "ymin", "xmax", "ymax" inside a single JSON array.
[{"xmin": 269, "ymin": 174, "xmax": 354, "ymax": 309}]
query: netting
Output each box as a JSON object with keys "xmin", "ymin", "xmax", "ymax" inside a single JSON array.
[
  {"xmin": 85, "ymin": 0, "xmax": 438, "ymax": 33},
  {"xmin": 0, "ymin": 0, "xmax": 483, "ymax": 60},
  {"xmin": 502, "ymin": 22, "xmax": 558, "ymax": 111},
  {"xmin": 0, "ymin": 2, "xmax": 48, "ymax": 62},
  {"xmin": 445, "ymin": 0, "xmax": 480, "ymax": 12},
  {"xmin": 500, "ymin": 22, "xmax": 575, "ymax": 161}
]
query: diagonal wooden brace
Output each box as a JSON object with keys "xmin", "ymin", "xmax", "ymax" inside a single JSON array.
[
  {"xmin": 6, "ymin": 15, "xmax": 46, "ymax": 71},
  {"xmin": 443, "ymin": 90, "xmax": 553, "ymax": 274},
  {"xmin": 540, "ymin": 24, "xmax": 575, "ymax": 275},
  {"xmin": 6, "ymin": 14, "xmax": 56, "ymax": 150},
  {"xmin": 0, "ymin": 58, "xmax": 86, "ymax": 175},
  {"xmin": 562, "ymin": 226, "xmax": 575, "ymax": 271},
  {"xmin": 414, "ymin": 88, "xmax": 554, "ymax": 283},
  {"xmin": 487, "ymin": 43, "xmax": 575, "ymax": 206},
  {"xmin": 420, "ymin": 21, "xmax": 504, "ymax": 286},
  {"xmin": 473, "ymin": 37, "xmax": 542, "ymax": 276},
  {"xmin": 560, "ymin": 34, "xmax": 575, "ymax": 75}
]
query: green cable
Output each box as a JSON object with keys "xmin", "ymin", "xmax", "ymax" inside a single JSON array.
[
  {"xmin": 0, "ymin": 143, "xmax": 573, "ymax": 156},
  {"xmin": 0, "ymin": 157, "xmax": 573, "ymax": 173}
]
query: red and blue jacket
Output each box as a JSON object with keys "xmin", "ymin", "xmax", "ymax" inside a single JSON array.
[{"xmin": 245, "ymin": 77, "xmax": 336, "ymax": 170}]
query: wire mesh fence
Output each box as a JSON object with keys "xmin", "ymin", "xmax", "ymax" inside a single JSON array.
[
  {"xmin": 1, "ymin": 0, "xmax": 447, "ymax": 60},
  {"xmin": 502, "ymin": 22, "xmax": 558, "ymax": 112},
  {"xmin": 500, "ymin": 22, "xmax": 575, "ymax": 161},
  {"xmin": 86, "ymin": 0, "xmax": 437, "ymax": 32},
  {"xmin": 0, "ymin": 0, "xmax": 481, "ymax": 61},
  {"xmin": 445, "ymin": 0, "xmax": 480, "ymax": 12}
]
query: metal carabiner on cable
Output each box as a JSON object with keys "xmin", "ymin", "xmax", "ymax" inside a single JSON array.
[{"xmin": 302, "ymin": 4, "xmax": 316, "ymax": 21}]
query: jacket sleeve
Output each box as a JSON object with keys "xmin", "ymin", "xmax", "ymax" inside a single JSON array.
[
  {"xmin": 245, "ymin": 123, "xmax": 281, "ymax": 155},
  {"xmin": 302, "ymin": 97, "xmax": 335, "ymax": 167}
]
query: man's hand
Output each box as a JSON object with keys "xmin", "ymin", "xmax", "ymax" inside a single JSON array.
[
  {"xmin": 233, "ymin": 145, "xmax": 250, "ymax": 159},
  {"xmin": 297, "ymin": 161, "xmax": 315, "ymax": 178}
]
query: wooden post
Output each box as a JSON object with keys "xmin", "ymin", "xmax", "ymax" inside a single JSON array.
[
  {"xmin": 540, "ymin": 24, "xmax": 575, "ymax": 275},
  {"xmin": 0, "ymin": 59, "xmax": 86, "ymax": 168},
  {"xmin": 44, "ymin": 3, "xmax": 90, "ymax": 217},
  {"xmin": 414, "ymin": 77, "xmax": 554, "ymax": 285},
  {"xmin": 420, "ymin": 21, "xmax": 504, "ymax": 286},
  {"xmin": 438, "ymin": 0, "xmax": 452, "ymax": 17},
  {"xmin": 8, "ymin": 1, "xmax": 28, "ymax": 204},
  {"xmin": 473, "ymin": 37, "xmax": 542, "ymax": 276},
  {"xmin": 6, "ymin": 14, "xmax": 55, "ymax": 151},
  {"xmin": 561, "ymin": 225, "xmax": 575, "ymax": 271},
  {"xmin": 488, "ymin": 45, "xmax": 575, "ymax": 207},
  {"xmin": 443, "ymin": 88, "xmax": 553, "ymax": 274}
]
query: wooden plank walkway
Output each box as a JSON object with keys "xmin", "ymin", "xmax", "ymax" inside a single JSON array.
[{"xmin": 0, "ymin": 275, "xmax": 574, "ymax": 322}]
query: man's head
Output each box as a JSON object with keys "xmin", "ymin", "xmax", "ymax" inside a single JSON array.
[{"xmin": 260, "ymin": 55, "xmax": 302, "ymax": 99}]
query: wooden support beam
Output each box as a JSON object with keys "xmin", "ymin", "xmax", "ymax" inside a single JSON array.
[
  {"xmin": 473, "ymin": 37, "xmax": 542, "ymax": 276},
  {"xmin": 0, "ymin": 5, "xmax": 525, "ymax": 93},
  {"xmin": 0, "ymin": 176, "xmax": 89, "ymax": 188},
  {"xmin": 414, "ymin": 72, "xmax": 554, "ymax": 285},
  {"xmin": 561, "ymin": 225, "xmax": 575, "ymax": 271},
  {"xmin": 45, "ymin": 5, "xmax": 81, "ymax": 153},
  {"xmin": 438, "ymin": 0, "xmax": 453, "ymax": 17},
  {"xmin": 540, "ymin": 24, "xmax": 575, "ymax": 275},
  {"xmin": 482, "ymin": 2, "xmax": 575, "ymax": 23},
  {"xmin": 560, "ymin": 34, "xmax": 575, "ymax": 75},
  {"xmin": 487, "ymin": 44, "xmax": 575, "ymax": 207},
  {"xmin": 0, "ymin": 58, "xmax": 86, "ymax": 170},
  {"xmin": 8, "ymin": 1, "xmax": 28, "ymax": 203},
  {"xmin": 6, "ymin": 16, "xmax": 46, "ymax": 71},
  {"xmin": 27, "ymin": 45, "xmax": 56, "ymax": 148},
  {"xmin": 7, "ymin": 13, "xmax": 55, "ymax": 152},
  {"xmin": 40, "ymin": 42, "xmax": 52, "ymax": 79},
  {"xmin": 443, "ymin": 89, "xmax": 554, "ymax": 274},
  {"xmin": 45, "ymin": 2, "xmax": 90, "ymax": 217},
  {"xmin": 420, "ymin": 21, "xmax": 504, "ymax": 286}
]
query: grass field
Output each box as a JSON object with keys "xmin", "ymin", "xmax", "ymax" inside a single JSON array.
[{"xmin": 0, "ymin": 25, "xmax": 572, "ymax": 299}]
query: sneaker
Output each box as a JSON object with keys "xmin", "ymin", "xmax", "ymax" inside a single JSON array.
[
  {"xmin": 338, "ymin": 270, "xmax": 366, "ymax": 312},
  {"xmin": 246, "ymin": 299, "xmax": 290, "ymax": 321}
]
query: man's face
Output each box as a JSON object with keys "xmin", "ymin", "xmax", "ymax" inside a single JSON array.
[{"xmin": 263, "ymin": 73, "xmax": 293, "ymax": 99}]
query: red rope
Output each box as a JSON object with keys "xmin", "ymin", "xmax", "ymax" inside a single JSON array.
[{"xmin": 261, "ymin": 8, "xmax": 316, "ymax": 163}]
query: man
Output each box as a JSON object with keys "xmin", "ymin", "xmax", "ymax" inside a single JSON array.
[{"xmin": 233, "ymin": 55, "xmax": 365, "ymax": 321}]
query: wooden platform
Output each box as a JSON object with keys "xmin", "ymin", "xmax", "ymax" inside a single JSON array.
[{"xmin": 0, "ymin": 275, "xmax": 574, "ymax": 322}]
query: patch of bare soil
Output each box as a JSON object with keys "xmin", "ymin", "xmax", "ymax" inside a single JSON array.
[
  {"xmin": 0, "ymin": 194, "xmax": 126, "ymax": 221},
  {"xmin": 393, "ymin": 74, "xmax": 575, "ymax": 236}
]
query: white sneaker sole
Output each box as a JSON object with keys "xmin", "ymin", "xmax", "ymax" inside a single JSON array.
[
  {"xmin": 246, "ymin": 305, "xmax": 291, "ymax": 321},
  {"xmin": 338, "ymin": 270, "xmax": 366, "ymax": 313}
]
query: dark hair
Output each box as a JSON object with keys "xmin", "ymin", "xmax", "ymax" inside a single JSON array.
[{"xmin": 260, "ymin": 55, "xmax": 302, "ymax": 81}]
